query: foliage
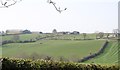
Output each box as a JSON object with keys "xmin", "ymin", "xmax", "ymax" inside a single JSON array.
[
  {"xmin": 22, "ymin": 30, "xmax": 32, "ymax": 34},
  {"xmin": 96, "ymin": 32, "xmax": 104, "ymax": 39},
  {"xmin": 2, "ymin": 40, "xmax": 36, "ymax": 45},
  {"xmin": 52, "ymin": 29, "xmax": 57, "ymax": 34},
  {"xmin": 2, "ymin": 58, "xmax": 119, "ymax": 70}
]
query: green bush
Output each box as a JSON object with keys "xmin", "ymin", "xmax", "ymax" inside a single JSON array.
[{"xmin": 2, "ymin": 58, "xmax": 119, "ymax": 70}]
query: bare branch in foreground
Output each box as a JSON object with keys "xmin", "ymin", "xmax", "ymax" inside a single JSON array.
[
  {"xmin": 0, "ymin": 0, "xmax": 22, "ymax": 8},
  {"xmin": 0, "ymin": 0, "xmax": 67, "ymax": 13},
  {"xmin": 47, "ymin": 0, "xmax": 67, "ymax": 13}
]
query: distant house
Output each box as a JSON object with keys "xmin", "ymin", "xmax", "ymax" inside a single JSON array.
[
  {"xmin": 6, "ymin": 29, "xmax": 23, "ymax": 34},
  {"xmin": 66, "ymin": 32, "xmax": 71, "ymax": 34},
  {"xmin": 56, "ymin": 32, "xmax": 64, "ymax": 35},
  {"xmin": 57, "ymin": 31, "xmax": 71, "ymax": 35},
  {"xmin": 71, "ymin": 31, "xmax": 79, "ymax": 35}
]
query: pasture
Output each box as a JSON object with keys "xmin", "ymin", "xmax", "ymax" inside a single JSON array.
[
  {"xmin": 1, "ymin": 33, "xmax": 119, "ymax": 64},
  {"xmin": 2, "ymin": 40, "xmax": 105, "ymax": 61},
  {"xmin": 85, "ymin": 40, "xmax": 119, "ymax": 64}
]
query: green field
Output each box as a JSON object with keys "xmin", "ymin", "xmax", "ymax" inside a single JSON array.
[
  {"xmin": 85, "ymin": 40, "xmax": 119, "ymax": 64},
  {"xmin": 1, "ymin": 33, "xmax": 119, "ymax": 64},
  {"xmin": 2, "ymin": 40, "xmax": 105, "ymax": 61}
]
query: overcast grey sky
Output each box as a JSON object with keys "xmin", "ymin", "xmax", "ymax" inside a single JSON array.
[{"xmin": 0, "ymin": 0, "xmax": 119, "ymax": 33}]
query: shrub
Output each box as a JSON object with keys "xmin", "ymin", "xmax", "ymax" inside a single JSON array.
[{"xmin": 1, "ymin": 58, "xmax": 119, "ymax": 70}]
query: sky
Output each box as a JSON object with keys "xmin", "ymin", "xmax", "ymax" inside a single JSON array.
[{"xmin": 0, "ymin": 0, "xmax": 119, "ymax": 33}]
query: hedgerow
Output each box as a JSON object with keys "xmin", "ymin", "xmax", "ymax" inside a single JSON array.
[
  {"xmin": 1, "ymin": 58, "xmax": 119, "ymax": 70},
  {"xmin": 79, "ymin": 41, "xmax": 109, "ymax": 62}
]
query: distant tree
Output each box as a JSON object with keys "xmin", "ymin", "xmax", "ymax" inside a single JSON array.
[
  {"xmin": 99, "ymin": 32, "xmax": 104, "ymax": 39},
  {"xmin": 83, "ymin": 33, "xmax": 86, "ymax": 40},
  {"xmin": 22, "ymin": 30, "xmax": 31, "ymax": 34},
  {"xmin": 39, "ymin": 32, "xmax": 43, "ymax": 34},
  {"xmin": 6, "ymin": 30, "xmax": 9, "ymax": 34},
  {"xmin": 113, "ymin": 29, "xmax": 119, "ymax": 38},
  {"xmin": 106, "ymin": 33, "xmax": 110, "ymax": 39},
  {"xmin": 52, "ymin": 29, "xmax": 57, "ymax": 34},
  {"xmin": 96, "ymin": 32, "xmax": 104, "ymax": 39},
  {"xmin": 1, "ymin": 31, "xmax": 5, "ymax": 36}
]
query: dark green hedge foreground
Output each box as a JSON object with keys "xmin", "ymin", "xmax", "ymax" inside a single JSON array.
[{"xmin": 1, "ymin": 58, "xmax": 119, "ymax": 70}]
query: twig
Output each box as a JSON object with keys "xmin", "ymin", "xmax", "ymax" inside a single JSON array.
[
  {"xmin": 47, "ymin": 0, "xmax": 67, "ymax": 13},
  {"xmin": 0, "ymin": 0, "xmax": 67, "ymax": 13},
  {"xmin": 0, "ymin": 0, "xmax": 22, "ymax": 8}
]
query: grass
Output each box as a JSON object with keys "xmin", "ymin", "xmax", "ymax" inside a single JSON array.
[
  {"xmin": 84, "ymin": 40, "xmax": 119, "ymax": 64},
  {"xmin": 1, "ymin": 33, "xmax": 118, "ymax": 64},
  {"xmin": 2, "ymin": 40, "xmax": 105, "ymax": 61}
]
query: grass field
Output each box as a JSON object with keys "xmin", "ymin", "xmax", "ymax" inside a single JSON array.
[
  {"xmin": 1, "ymin": 33, "xmax": 119, "ymax": 64},
  {"xmin": 84, "ymin": 40, "xmax": 119, "ymax": 64},
  {"xmin": 2, "ymin": 40, "xmax": 105, "ymax": 61}
]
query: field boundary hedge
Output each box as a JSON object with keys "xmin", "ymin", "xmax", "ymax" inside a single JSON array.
[
  {"xmin": 79, "ymin": 40, "xmax": 109, "ymax": 62},
  {"xmin": 1, "ymin": 40, "xmax": 36, "ymax": 45},
  {"xmin": 1, "ymin": 58, "xmax": 119, "ymax": 70}
]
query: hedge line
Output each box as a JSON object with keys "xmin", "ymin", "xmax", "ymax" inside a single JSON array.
[
  {"xmin": 79, "ymin": 41, "xmax": 109, "ymax": 62},
  {"xmin": 1, "ymin": 40, "xmax": 36, "ymax": 45},
  {"xmin": 1, "ymin": 58, "xmax": 119, "ymax": 70}
]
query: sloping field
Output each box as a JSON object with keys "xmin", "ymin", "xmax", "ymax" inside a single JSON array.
[
  {"xmin": 85, "ymin": 40, "xmax": 119, "ymax": 64},
  {"xmin": 2, "ymin": 40, "xmax": 105, "ymax": 61}
]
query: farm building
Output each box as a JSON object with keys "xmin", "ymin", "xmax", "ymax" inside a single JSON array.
[{"xmin": 6, "ymin": 29, "xmax": 23, "ymax": 34}]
